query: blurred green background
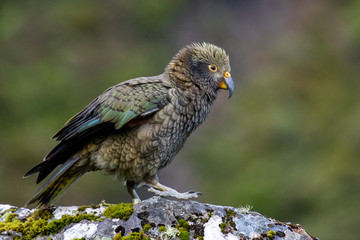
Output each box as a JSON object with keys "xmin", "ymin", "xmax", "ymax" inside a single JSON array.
[{"xmin": 1, "ymin": 1, "xmax": 359, "ymax": 239}]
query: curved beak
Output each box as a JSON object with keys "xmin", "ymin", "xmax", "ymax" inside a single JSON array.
[{"xmin": 218, "ymin": 72, "xmax": 234, "ymax": 99}]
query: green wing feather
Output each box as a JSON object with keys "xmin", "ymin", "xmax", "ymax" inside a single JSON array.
[{"xmin": 53, "ymin": 75, "xmax": 172, "ymax": 141}]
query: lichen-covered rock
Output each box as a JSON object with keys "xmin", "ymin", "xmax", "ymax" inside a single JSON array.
[{"xmin": 0, "ymin": 197, "xmax": 318, "ymax": 240}]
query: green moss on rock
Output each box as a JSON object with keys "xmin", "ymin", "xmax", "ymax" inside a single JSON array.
[
  {"xmin": 113, "ymin": 232, "xmax": 123, "ymax": 240},
  {"xmin": 0, "ymin": 208, "xmax": 17, "ymax": 219},
  {"xmin": 77, "ymin": 204, "xmax": 100, "ymax": 212},
  {"xmin": 4, "ymin": 212, "xmax": 17, "ymax": 222},
  {"xmin": 177, "ymin": 219, "xmax": 189, "ymax": 229},
  {"xmin": 177, "ymin": 227, "xmax": 190, "ymax": 240},
  {"xmin": 142, "ymin": 223, "xmax": 152, "ymax": 232},
  {"xmin": 114, "ymin": 231, "xmax": 150, "ymax": 240},
  {"xmin": 158, "ymin": 225, "xmax": 167, "ymax": 232},
  {"xmin": 0, "ymin": 208, "xmax": 103, "ymax": 240},
  {"xmin": 103, "ymin": 203, "xmax": 134, "ymax": 221},
  {"xmin": 219, "ymin": 222, "xmax": 227, "ymax": 232},
  {"xmin": 43, "ymin": 213, "xmax": 103, "ymax": 236},
  {"xmin": 77, "ymin": 206, "xmax": 87, "ymax": 212},
  {"xmin": 267, "ymin": 230, "xmax": 276, "ymax": 238},
  {"xmin": 225, "ymin": 208, "xmax": 236, "ymax": 217}
]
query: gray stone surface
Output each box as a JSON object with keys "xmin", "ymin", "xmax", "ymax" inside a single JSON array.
[{"xmin": 0, "ymin": 196, "xmax": 318, "ymax": 240}]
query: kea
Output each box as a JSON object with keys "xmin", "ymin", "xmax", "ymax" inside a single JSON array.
[{"xmin": 24, "ymin": 42, "xmax": 234, "ymax": 208}]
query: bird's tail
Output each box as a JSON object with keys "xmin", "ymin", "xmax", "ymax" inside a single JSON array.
[{"xmin": 25, "ymin": 157, "xmax": 82, "ymax": 208}]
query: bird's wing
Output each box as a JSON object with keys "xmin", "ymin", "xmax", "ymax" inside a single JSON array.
[
  {"xmin": 53, "ymin": 75, "xmax": 172, "ymax": 142},
  {"xmin": 23, "ymin": 75, "xmax": 172, "ymax": 183}
]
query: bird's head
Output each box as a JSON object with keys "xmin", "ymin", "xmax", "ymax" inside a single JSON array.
[{"xmin": 167, "ymin": 42, "xmax": 234, "ymax": 99}]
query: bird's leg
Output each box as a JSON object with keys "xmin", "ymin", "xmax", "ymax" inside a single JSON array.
[
  {"xmin": 126, "ymin": 180, "xmax": 141, "ymax": 204},
  {"xmin": 145, "ymin": 176, "xmax": 202, "ymax": 199}
]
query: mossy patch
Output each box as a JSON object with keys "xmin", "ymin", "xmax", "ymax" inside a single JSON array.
[
  {"xmin": 142, "ymin": 223, "xmax": 152, "ymax": 232},
  {"xmin": 177, "ymin": 219, "xmax": 189, "ymax": 229},
  {"xmin": 77, "ymin": 204, "xmax": 100, "ymax": 212},
  {"xmin": 219, "ymin": 222, "xmax": 227, "ymax": 232},
  {"xmin": 4, "ymin": 212, "xmax": 17, "ymax": 222},
  {"xmin": 0, "ymin": 208, "xmax": 103, "ymax": 240},
  {"xmin": 103, "ymin": 203, "xmax": 134, "ymax": 221},
  {"xmin": 0, "ymin": 207, "xmax": 17, "ymax": 219},
  {"xmin": 267, "ymin": 230, "xmax": 276, "ymax": 238},
  {"xmin": 158, "ymin": 225, "xmax": 167, "ymax": 232},
  {"xmin": 219, "ymin": 209, "xmax": 237, "ymax": 234},
  {"xmin": 113, "ymin": 231, "xmax": 150, "ymax": 240},
  {"xmin": 77, "ymin": 206, "xmax": 87, "ymax": 212},
  {"xmin": 176, "ymin": 219, "xmax": 190, "ymax": 240},
  {"xmin": 44, "ymin": 213, "xmax": 103, "ymax": 236},
  {"xmin": 113, "ymin": 233, "xmax": 123, "ymax": 240},
  {"xmin": 225, "ymin": 208, "xmax": 236, "ymax": 217},
  {"xmin": 177, "ymin": 227, "xmax": 190, "ymax": 240}
]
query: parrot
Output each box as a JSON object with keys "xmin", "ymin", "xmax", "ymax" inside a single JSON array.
[{"xmin": 24, "ymin": 42, "xmax": 234, "ymax": 208}]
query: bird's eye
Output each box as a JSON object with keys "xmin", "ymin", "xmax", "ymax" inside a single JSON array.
[{"xmin": 208, "ymin": 64, "xmax": 218, "ymax": 72}]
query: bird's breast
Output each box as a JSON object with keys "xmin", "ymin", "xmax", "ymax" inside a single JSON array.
[
  {"xmin": 94, "ymin": 92, "xmax": 213, "ymax": 181},
  {"xmin": 136, "ymin": 93, "xmax": 212, "ymax": 167}
]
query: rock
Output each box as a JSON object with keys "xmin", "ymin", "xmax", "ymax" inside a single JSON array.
[{"xmin": 0, "ymin": 196, "xmax": 318, "ymax": 240}]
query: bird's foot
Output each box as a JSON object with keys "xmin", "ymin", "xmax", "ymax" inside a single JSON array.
[
  {"xmin": 148, "ymin": 187, "xmax": 202, "ymax": 199},
  {"xmin": 126, "ymin": 180, "xmax": 142, "ymax": 204}
]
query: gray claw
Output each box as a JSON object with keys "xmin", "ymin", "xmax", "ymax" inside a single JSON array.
[{"xmin": 187, "ymin": 190, "xmax": 202, "ymax": 195}]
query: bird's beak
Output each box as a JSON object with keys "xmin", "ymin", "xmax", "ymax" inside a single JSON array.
[{"xmin": 218, "ymin": 71, "xmax": 234, "ymax": 99}]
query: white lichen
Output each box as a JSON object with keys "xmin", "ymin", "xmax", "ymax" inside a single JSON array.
[
  {"xmin": 63, "ymin": 222, "xmax": 98, "ymax": 240},
  {"xmin": 236, "ymin": 205, "xmax": 253, "ymax": 214},
  {"xmin": 160, "ymin": 226, "xmax": 179, "ymax": 240}
]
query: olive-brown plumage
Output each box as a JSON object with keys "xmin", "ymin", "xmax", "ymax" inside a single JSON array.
[{"xmin": 24, "ymin": 42, "xmax": 234, "ymax": 208}]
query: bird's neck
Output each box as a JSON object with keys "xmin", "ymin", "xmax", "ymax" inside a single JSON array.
[{"xmin": 165, "ymin": 59, "xmax": 193, "ymax": 89}]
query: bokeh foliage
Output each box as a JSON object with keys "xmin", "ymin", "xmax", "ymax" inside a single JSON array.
[{"xmin": 0, "ymin": 1, "xmax": 359, "ymax": 239}]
